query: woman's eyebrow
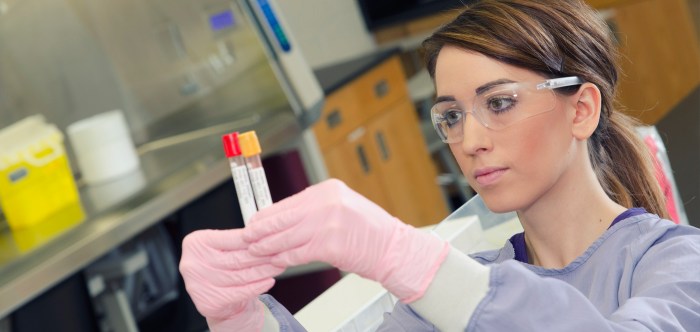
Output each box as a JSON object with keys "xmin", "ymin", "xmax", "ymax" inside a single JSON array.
[
  {"xmin": 435, "ymin": 79, "xmax": 517, "ymax": 103},
  {"xmin": 475, "ymin": 78, "xmax": 516, "ymax": 95},
  {"xmin": 435, "ymin": 95, "xmax": 456, "ymax": 103}
]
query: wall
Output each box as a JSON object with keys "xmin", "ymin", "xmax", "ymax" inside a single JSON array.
[
  {"xmin": 657, "ymin": 86, "xmax": 700, "ymax": 228},
  {"xmin": 657, "ymin": 0, "xmax": 700, "ymax": 227},
  {"xmin": 276, "ymin": 0, "xmax": 377, "ymax": 69}
]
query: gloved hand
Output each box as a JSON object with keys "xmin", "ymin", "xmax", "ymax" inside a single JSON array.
[
  {"xmin": 179, "ymin": 229, "xmax": 284, "ymax": 331},
  {"xmin": 243, "ymin": 179, "xmax": 449, "ymax": 302}
]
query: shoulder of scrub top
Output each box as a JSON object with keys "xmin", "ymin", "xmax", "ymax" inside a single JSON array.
[{"xmin": 469, "ymin": 243, "xmax": 514, "ymax": 265}]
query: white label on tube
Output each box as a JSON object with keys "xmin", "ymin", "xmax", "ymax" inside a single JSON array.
[
  {"xmin": 231, "ymin": 165, "xmax": 257, "ymax": 224},
  {"xmin": 248, "ymin": 167, "xmax": 273, "ymax": 209}
]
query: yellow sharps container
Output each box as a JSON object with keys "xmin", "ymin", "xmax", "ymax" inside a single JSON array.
[{"xmin": 0, "ymin": 115, "xmax": 81, "ymax": 230}]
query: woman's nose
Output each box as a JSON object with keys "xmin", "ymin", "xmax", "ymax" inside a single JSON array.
[{"xmin": 459, "ymin": 113, "xmax": 490, "ymax": 155}]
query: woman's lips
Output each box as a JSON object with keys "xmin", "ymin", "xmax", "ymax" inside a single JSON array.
[{"xmin": 474, "ymin": 167, "xmax": 508, "ymax": 186}]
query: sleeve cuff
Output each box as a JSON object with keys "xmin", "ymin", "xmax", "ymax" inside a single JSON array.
[
  {"xmin": 261, "ymin": 300, "xmax": 281, "ymax": 332},
  {"xmin": 409, "ymin": 247, "xmax": 490, "ymax": 331}
]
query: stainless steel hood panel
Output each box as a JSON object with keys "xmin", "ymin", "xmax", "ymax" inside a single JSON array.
[{"xmin": 0, "ymin": 0, "xmax": 318, "ymax": 145}]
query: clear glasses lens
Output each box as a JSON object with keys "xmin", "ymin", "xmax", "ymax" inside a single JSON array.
[{"xmin": 431, "ymin": 83, "xmax": 558, "ymax": 143}]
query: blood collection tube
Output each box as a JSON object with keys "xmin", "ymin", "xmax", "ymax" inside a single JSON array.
[
  {"xmin": 238, "ymin": 131, "xmax": 273, "ymax": 210},
  {"xmin": 222, "ymin": 132, "xmax": 257, "ymax": 225}
]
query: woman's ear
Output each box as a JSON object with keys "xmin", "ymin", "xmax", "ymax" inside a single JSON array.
[{"xmin": 570, "ymin": 83, "xmax": 602, "ymax": 140}]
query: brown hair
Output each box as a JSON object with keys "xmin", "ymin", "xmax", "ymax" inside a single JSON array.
[{"xmin": 423, "ymin": 0, "xmax": 669, "ymax": 218}]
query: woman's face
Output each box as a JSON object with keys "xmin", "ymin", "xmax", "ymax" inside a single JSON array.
[{"xmin": 434, "ymin": 46, "xmax": 578, "ymax": 213}]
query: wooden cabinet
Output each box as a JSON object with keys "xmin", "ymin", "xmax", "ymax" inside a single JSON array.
[
  {"xmin": 586, "ymin": 0, "xmax": 642, "ymax": 8},
  {"xmin": 313, "ymin": 56, "xmax": 449, "ymax": 227},
  {"xmin": 604, "ymin": 0, "xmax": 700, "ymax": 124}
]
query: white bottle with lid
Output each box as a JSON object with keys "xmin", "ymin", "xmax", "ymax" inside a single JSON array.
[{"xmin": 67, "ymin": 110, "xmax": 140, "ymax": 184}]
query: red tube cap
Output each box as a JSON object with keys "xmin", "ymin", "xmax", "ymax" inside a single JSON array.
[{"xmin": 222, "ymin": 132, "xmax": 242, "ymax": 157}]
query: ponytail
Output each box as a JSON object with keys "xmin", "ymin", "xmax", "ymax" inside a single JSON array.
[{"xmin": 589, "ymin": 109, "xmax": 669, "ymax": 218}]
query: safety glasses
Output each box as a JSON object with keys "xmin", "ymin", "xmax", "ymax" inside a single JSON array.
[{"xmin": 431, "ymin": 76, "xmax": 583, "ymax": 143}]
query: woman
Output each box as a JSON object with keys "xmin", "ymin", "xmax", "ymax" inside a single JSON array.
[{"xmin": 179, "ymin": 0, "xmax": 700, "ymax": 330}]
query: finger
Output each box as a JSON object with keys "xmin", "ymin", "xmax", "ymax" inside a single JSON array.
[
  {"xmin": 226, "ymin": 264, "xmax": 285, "ymax": 286},
  {"xmin": 207, "ymin": 264, "xmax": 285, "ymax": 287},
  {"xmin": 203, "ymin": 229, "xmax": 249, "ymax": 250},
  {"xmin": 241, "ymin": 276, "xmax": 276, "ymax": 297},
  {"xmin": 243, "ymin": 206, "xmax": 306, "ymax": 242},
  {"xmin": 221, "ymin": 277, "xmax": 277, "ymax": 302},
  {"xmin": 247, "ymin": 220, "xmax": 314, "ymax": 257},
  {"xmin": 211, "ymin": 264, "xmax": 285, "ymax": 287},
  {"xmin": 270, "ymin": 245, "xmax": 316, "ymax": 267},
  {"xmin": 248, "ymin": 178, "xmax": 342, "ymax": 221},
  {"xmin": 211, "ymin": 250, "xmax": 272, "ymax": 270},
  {"xmin": 249, "ymin": 185, "xmax": 313, "ymax": 221},
  {"xmin": 183, "ymin": 229, "xmax": 247, "ymax": 252}
]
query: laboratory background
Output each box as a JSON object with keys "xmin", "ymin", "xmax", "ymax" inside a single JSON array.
[{"xmin": 0, "ymin": 0, "xmax": 699, "ymax": 331}]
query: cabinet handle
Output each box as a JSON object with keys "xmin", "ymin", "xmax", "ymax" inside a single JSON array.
[
  {"xmin": 374, "ymin": 79, "xmax": 389, "ymax": 99},
  {"xmin": 356, "ymin": 145, "xmax": 370, "ymax": 174},
  {"xmin": 326, "ymin": 109, "xmax": 342, "ymax": 129},
  {"xmin": 376, "ymin": 131, "xmax": 390, "ymax": 161}
]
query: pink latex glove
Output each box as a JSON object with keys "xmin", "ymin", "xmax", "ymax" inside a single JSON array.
[
  {"xmin": 244, "ymin": 179, "xmax": 449, "ymax": 302},
  {"xmin": 179, "ymin": 229, "xmax": 284, "ymax": 331}
]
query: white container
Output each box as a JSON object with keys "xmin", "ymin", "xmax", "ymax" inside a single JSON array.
[{"xmin": 67, "ymin": 110, "xmax": 140, "ymax": 184}]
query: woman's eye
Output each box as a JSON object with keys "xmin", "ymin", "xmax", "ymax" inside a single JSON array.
[
  {"xmin": 487, "ymin": 96, "xmax": 516, "ymax": 114},
  {"xmin": 444, "ymin": 110, "xmax": 463, "ymax": 126}
]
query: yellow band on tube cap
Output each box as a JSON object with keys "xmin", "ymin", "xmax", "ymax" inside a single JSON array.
[{"xmin": 239, "ymin": 131, "xmax": 261, "ymax": 157}]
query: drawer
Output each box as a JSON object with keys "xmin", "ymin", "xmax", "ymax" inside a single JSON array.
[
  {"xmin": 353, "ymin": 56, "xmax": 407, "ymax": 119},
  {"xmin": 314, "ymin": 56, "xmax": 408, "ymax": 151}
]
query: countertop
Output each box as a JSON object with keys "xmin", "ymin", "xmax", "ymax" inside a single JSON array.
[{"xmin": 313, "ymin": 48, "xmax": 400, "ymax": 95}]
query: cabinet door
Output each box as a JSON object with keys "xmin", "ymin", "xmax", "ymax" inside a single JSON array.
[
  {"xmin": 585, "ymin": 0, "xmax": 640, "ymax": 8},
  {"xmin": 323, "ymin": 126, "xmax": 393, "ymax": 211},
  {"xmin": 367, "ymin": 99, "xmax": 449, "ymax": 227},
  {"xmin": 314, "ymin": 56, "xmax": 409, "ymax": 151},
  {"xmin": 610, "ymin": 0, "xmax": 700, "ymax": 124}
]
